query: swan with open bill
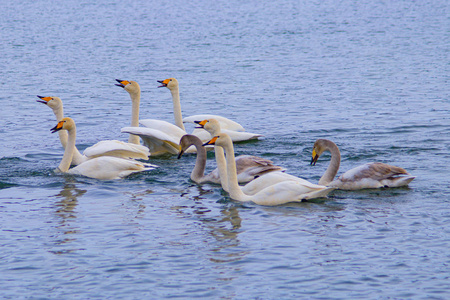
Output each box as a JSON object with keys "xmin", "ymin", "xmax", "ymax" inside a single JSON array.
[
  {"xmin": 311, "ymin": 139, "xmax": 416, "ymax": 190},
  {"xmin": 116, "ymin": 79, "xmax": 198, "ymax": 156},
  {"xmin": 203, "ymin": 134, "xmax": 335, "ymax": 206},
  {"xmin": 157, "ymin": 77, "xmax": 263, "ymax": 141},
  {"xmin": 50, "ymin": 117, "xmax": 156, "ymax": 180},
  {"xmin": 178, "ymin": 134, "xmax": 284, "ymax": 184},
  {"xmin": 37, "ymin": 96, "xmax": 150, "ymax": 165}
]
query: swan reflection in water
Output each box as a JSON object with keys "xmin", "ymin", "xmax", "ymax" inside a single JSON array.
[
  {"xmin": 175, "ymin": 184, "xmax": 247, "ymax": 266},
  {"xmin": 50, "ymin": 179, "xmax": 87, "ymax": 254}
]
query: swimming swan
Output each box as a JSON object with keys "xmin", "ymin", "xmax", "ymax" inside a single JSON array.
[
  {"xmin": 178, "ymin": 134, "xmax": 284, "ymax": 184},
  {"xmin": 204, "ymin": 134, "xmax": 335, "ymax": 206},
  {"xmin": 311, "ymin": 139, "xmax": 416, "ymax": 190},
  {"xmin": 116, "ymin": 80, "xmax": 194, "ymax": 156},
  {"xmin": 158, "ymin": 78, "xmax": 263, "ymax": 140},
  {"xmin": 37, "ymin": 96, "xmax": 150, "ymax": 165},
  {"xmin": 197, "ymin": 118, "xmax": 309, "ymax": 195},
  {"xmin": 50, "ymin": 117, "xmax": 156, "ymax": 180}
]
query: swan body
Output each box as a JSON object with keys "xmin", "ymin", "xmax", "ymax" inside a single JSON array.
[
  {"xmin": 311, "ymin": 139, "xmax": 416, "ymax": 190},
  {"xmin": 51, "ymin": 117, "xmax": 156, "ymax": 180},
  {"xmin": 178, "ymin": 134, "xmax": 284, "ymax": 184},
  {"xmin": 197, "ymin": 118, "xmax": 287, "ymax": 192},
  {"xmin": 116, "ymin": 79, "xmax": 190, "ymax": 155},
  {"xmin": 205, "ymin": 134, "xmax": 335, "ymax": 206},
  {"xmin": 37, "ymin": 96, "xmax": 150, "ymax": 164},
  {"xmin": 158, "ymin": 78, "xmax": 263, "ymax": 141}
]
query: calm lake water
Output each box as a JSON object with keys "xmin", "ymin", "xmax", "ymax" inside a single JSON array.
[{"xmin": 1, "ymin": 0, "xmax": 449, "ymax": 299}]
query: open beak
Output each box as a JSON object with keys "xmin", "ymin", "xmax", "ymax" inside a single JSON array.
[
  {"xmin": 194, "ymin": 120, "xmax": 208, "ymax": 129},
  {"xmin": 157, "ymin": 79, "xmax": 169, "ymax": 88},
  {"xmin": 311, "ymin": 149, "xmax": 319, "ymax": 166},
  {"xmin": 36, "ymin": 95, "xmax": 51, "ymax": 104},
  {"xmin": 115, "ymin": 79, "xmax": 129, "ymax": 88}
]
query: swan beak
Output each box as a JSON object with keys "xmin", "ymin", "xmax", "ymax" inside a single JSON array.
[
  {"xmin": 177, "ymin": 149, "xmax": 185, "ymax": 159},
  {"xmin": 36, "ymin": 95, "xmax": 52, "ymax": 104},
  {"xmin": 203, "ymin": 136, "xmax": 218, "ymax": 147},
  {"xmin": 157, "ymin": 79, "xmax": 170, "ymax": 88},
  {"xmin": 311, "ymin": 149, "xmax": 319, "ymax": 166},
  {"xmin": 194, "ymin": 120, "xmax": 208, "ymax": 129},
  {"xmin": 50, "ymin": 120, "xmax": 65, "ymax": 133},
  {"xmin": 115, "ymin": 79, "xmax": 130, "ymax": 88}
]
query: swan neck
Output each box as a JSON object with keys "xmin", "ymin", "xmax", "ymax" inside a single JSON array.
[
  {"xmin": 190, "ymin": 139, "xmax": 207, "ymax": 182},
  {"xmin": 170, "ymin": 87, "xmax": 186, "ymax": 131},
  {"xmin": 319, "ymin": 142, "xmax": 341, "ymax": 185},
  {"xmin": 214, "ymin": 146, "xmax": 228, "ymax": 192},
  {"xmin": 129, "ymin": 91, "xmax": 141, "ymax": 144},
  {"xmin": 223, "ymin": 141, "xmax": 252, "ymax": 201},
  {"xmin": 52, "ymin": 107, "xmax": 83, "ymax": 164},
  {"xmin": 58, "ymin": 127, "xmax": 76, "ymax": 172}
]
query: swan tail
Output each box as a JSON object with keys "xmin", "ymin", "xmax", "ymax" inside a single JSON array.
[{"xmin": 302, "ymin": 187, "xmax": 336, "ymax": 200}]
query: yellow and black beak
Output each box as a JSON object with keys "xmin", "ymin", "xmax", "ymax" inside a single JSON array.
[
  {"xmin": 157, "ymin": 78, "xmax": 170, "ymax": 88},
  {"xmin": 115, "ymin": 79, "xmax": 130, "ymax": 88},
  {"xmin": 202, "ymin": 136, "xmax": 218, "ymax": 147},
  {"xmin": 36, "ymin": 95, "xmax": 52, "ymax": 104},
  {"xmin": 50, "ymin": 120, "xmax": 65, "ymax": 133},
  {"xmin": 194, "ymin": 120, "xmax": 208, "ymax": 129},
  {"xmin": 177, "ymin": 149, "xmax": 185, "ymax": 160},
  {"xmin": 311, "ymin": 149, "xmax": 319, "ymax": 166}
]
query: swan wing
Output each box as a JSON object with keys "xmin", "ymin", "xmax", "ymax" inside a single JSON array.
[
  {"xmin": 251, "ymin": 181, "xmax": 335, "ymax": 206},
  {"xmin": 140, "ymin": 119, "xmax": 187, "ymax": 135},
  {"xmin": 121, "ymin": 126, "xmax": 182, "ymax": 156},
  {"xmin": 183, "ymin": 114, "xmax": 245, "ymax": 132},
  {"xmin": 221, "ymin": 129, "xmax": 263, "ymax": 142},
  {"xmin": 68, "ymin": 156, "xmax": 155, "ymax": 180},
  {"xmin": 335, "ymin": 162, "xmax": 415, "ymax": 189},
  {"xmin": 241, "ymin": 171, "xmax": 315, "ymax": 195},
  {"xmin": 82, "ymin": 140, "xmax": 150, "ymax": 160}
]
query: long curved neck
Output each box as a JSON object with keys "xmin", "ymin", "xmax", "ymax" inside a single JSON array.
[
  {"xmin": 52, "ymin": 106, "xmax": 84, "ymax": 164},
  {"xmin": 129, "ymin": 91, "xmax": 141, "ymax": 144},
  {"xmin": 214, "ymin": 146, "xmax": 228, "ymax": 192},
  {"xmin": 170, "ymin": 87, "xmax": 186, "ymax": 131},
  {"xmin": 222, "ymin": 141, "xmax": 252, "ymax": 202},
  {"xmin": 58, "ymin": 127, "xmax": 77, "ymax": 172},
  {"xmin": 190, "ymin": 138, "xmax": 207, "ymax": 182},
  {"xmin": 319, "ymin": 141, "xmax": 341, "ymax": 185}
]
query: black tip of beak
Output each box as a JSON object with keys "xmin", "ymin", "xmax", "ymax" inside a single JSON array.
[
  {"xmin": 177, "ymin": 151, "xmax": 184, "ymax": 159},
  {"xmin": 50, "ymin": 126, "xmax": 59, "ymax": 133},
  {"xmin": 115, "ymin": 79, "xmax": 125, "ymax": 88},
  {"xmin": 310, "ymin": 157, "xmax": 317, "ymax": 166},
  {"xmin": 202, "ymin": 142, "xmax": 211, "ymax": 147}
]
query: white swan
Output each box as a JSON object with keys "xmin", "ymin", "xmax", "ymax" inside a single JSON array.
[
  {"xmin": 178, "ymin": 134, "xmax": 284, "ymax": 184},
  {"xmin": 37, "ymin": 96, "xmax": 150, "ymax": 165},
  {"xmin": 204, "ymin": 134, "xmax": 335, "ymax": 206},
  {"xmin": 116, "ymin": 80, "xmax": 195, "ymax": 156},
  {"xmin": 197, "ymin": 118, "xmax": 307, "ymax": 195},
  {"xmin": 311, "ymin": 139, "xmax": 416, "ymax": 190},
  {"xmin": 50, "ymin": 117, "xmax": 156, "ymax": 180},
  {"xmin": 158, "ymin": 77, "xmax": 263, "ymax": 140}
]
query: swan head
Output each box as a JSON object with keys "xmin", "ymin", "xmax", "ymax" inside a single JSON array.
[
  {"xmin": 36, "ymin": 96, "xmax": 63, "ymax": 111},
  {"xmin": 115, "ymin": 79, "xmax": 140, "ymax": 96},
  {"xmin": 194, "ymin": 119, "xmax": 221, "ymax": 135},
  {"xmin": 311, "ymin": 139, "xmax": 335, "ymax": 165},
  {"xmin": 178, "ymin": 134, "xmax": 196, "ymax": 159},
  {"xmin": 50, "ymin": 117, "xmax": 75, "ymax": 133},
  {"xmin": 203, "ymin": 133, "xmax": 231, "ymax": 148},
  {"xmin": 157, "ymin": 78, "xmax": 178, "ymax": 90}
]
